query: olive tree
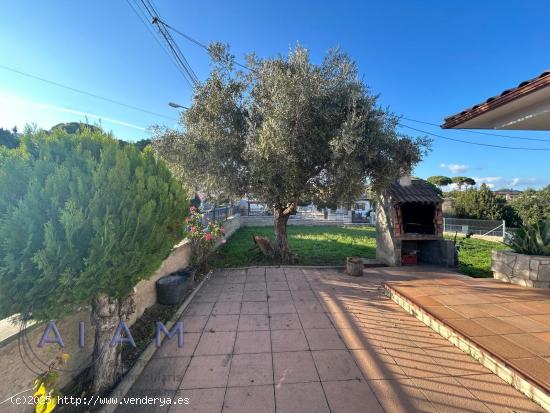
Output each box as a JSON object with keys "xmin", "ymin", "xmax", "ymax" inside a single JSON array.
[
  {"xmin": 0, "ymin": 127, "xmax": 188, "ymax": 394},
  {"xmin": 153, "ymin": 45, "xmax": 429, "ymax": 262}
]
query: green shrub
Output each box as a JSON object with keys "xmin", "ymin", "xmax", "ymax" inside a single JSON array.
[
  {"xmin": 0, "ymin": 126, "xmax": 188, "ymax": 393},
  {"xmin": 510, "ymin": 188, "xmax": 550, "ymax": 225},
  {"xmin": 510, "ymin": 220, "xmax": 550, "ymax": 256},
  {"xmin": 0, "ymin": 127, "xmax": 188, "ymax": 320}
]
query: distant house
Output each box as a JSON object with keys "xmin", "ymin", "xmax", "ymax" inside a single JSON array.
[
  {"xmin": 349, "ymin": 196, "xmax": 375, "ymax": 223},
  {"xmin": 493, "ymin": 189, "xmax": 522, "ymax": 201}
]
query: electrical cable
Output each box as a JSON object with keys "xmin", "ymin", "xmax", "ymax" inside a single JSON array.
[
  {"xmin": 126, "ymin": 0, "xmax": 192, "ymax": 88},
  {"xmin": 0, "ymin": 64, "xmax": 177, "ymax": 121},
  {"xmin": 399, "ymin": 124, "xmax": 550, "ymax": 151},
  {"xmin": 138, "ymin": 0, "xmax": 199, "ymax": 86},
  {"xmin": 400, "ymin": 116, "xmax": 550, "ymax": 142},
  {"xmin": 158, "ymin": 18, "xmax": 256, "ymax": 73}
]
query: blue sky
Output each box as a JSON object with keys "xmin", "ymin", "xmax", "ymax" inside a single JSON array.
[{"xmin": 1, "ymin": 1, "xmax": 549, "ymax": 189}]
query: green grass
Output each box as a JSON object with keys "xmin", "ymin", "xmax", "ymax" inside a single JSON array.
[
  {"xmin": 445, "ymin": 235, "xmax": 509, "ymax": 278},
  {"xmin": 213, "ymin": 225, "xmax": 507, "ymax": 278},
  {"xmin": 212, "ymin": 225, "xmax": 376, "ymax": 267}
]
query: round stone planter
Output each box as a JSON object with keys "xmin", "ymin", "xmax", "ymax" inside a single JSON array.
[
  {"xmin": 346, "ymin": 256, "xmax": 363, "ymax": 277},
  {"xmin": 491, "ymin": 250, "xmax": 550, "ymax": 288},
  {"xmin": 156, "ymin": 267, "xmax": 195, "ymax": 305}
]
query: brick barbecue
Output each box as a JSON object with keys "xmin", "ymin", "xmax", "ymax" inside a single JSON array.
[{"xmin": 376, "ymin": 177, "xmax": 456, "ymax": 267}]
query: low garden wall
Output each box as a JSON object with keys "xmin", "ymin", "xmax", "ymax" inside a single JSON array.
[
  {"xmin": 0, "ymin": 214, "xmax": 243, "ymax": 410},
  {"xmin": 492, "ymin": 250, "xmax": 550, "ymax": 288}
]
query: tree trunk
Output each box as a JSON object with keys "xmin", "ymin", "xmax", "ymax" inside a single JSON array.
[
  {"xmin": 90, "ymin": 292, "xmax": 135, "ymax": 395},
  {"xmin": 274, "ymin": 203, "xmax": 295, "ymax": 264}
]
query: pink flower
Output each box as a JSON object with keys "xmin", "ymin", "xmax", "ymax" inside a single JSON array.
[
  {"xmin": 190, "ymin": 226, "xmax": 197, "ymax": 233},
  {"xmin": 189, "ymin": 206, "xmax": 197, "ymax": 212},
  {"xmin": 204, "ymin": 233, "xmax": 213, "ymax": 241}
]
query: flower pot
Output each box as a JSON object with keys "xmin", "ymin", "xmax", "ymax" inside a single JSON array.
[
  {"xmin": 346, "ymin": 256, "xmax": 363, "ymax": 277},
  {"xmin": 156, "ymin": 267, "xmax": 194, "ymax": 305}
]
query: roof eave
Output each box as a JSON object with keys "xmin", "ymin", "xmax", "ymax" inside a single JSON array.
[{"xmin": 442, "ymin": 71, "xmax": 550, "ymax": 129}]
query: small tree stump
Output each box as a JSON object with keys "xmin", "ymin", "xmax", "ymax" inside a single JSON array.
[
  {"xmin": 252, "ymin": 235, "xmax": 275, "ymax": 258},
  {"xmin": 346, "ymin": 256, "xmax": 363, "ymax": 276}
]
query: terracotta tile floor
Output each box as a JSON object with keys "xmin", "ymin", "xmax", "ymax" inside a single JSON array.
[
  {"xmin": 117, "ymin": 266, "xmax": 546, "ymax": 413},
  {"xmin": 384, "ymin": 271, "xmax": 550, "ymax": 396}
]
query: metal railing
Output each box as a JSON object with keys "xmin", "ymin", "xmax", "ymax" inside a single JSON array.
[
  {"xmin": 443, "ymin": 217, "xmax": 506, "ymax": 239},
  {"xmin": 203, "ymin": 206, "xmax": 239, "ymax": 223}
]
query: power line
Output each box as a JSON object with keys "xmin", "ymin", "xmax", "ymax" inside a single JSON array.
[
  {"xmin": 0, "ymin": 64, "xmax": 177, "ymax": 121},
  {"xmin": 161, "ymin": 20, "xmax": 209, "ymax": 51},
  {"xmin": 158, "ymin": 18, "xmax": 256, "ymax": 73},
  {"xmin": 147, "ymin": 2, "xmax": 198, "ymax": 85},
  {"xmin": 400, "ymin": 116, "xmax": 550, "ymax": 142},
  {"xmin": 125, "ymin": 0, "xmax": 189, "ymax": 84},
  {"xmin": 157, "ymin": 17, "xmax": 550, "ymax": 147},
  {"xmin": 399, "ymin": 124, "xmax": 550, "ymax": 151},
  {"xmin": 127, "ymin": 0, "xmax": 194, "ymax": 88},
  {"xmin": 137, "ymin": 0, "xmax": 200, "ymax": 87}
]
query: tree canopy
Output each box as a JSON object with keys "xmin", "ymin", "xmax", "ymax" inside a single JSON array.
[
  {"xmin": 447, "ymin": 184, "xmax": 516, "ymax": 223},
  {"xmin": 427, "ymin": 175, "xmax": 452, "ymax": 188},
  {"xmin": 451, "ymin": 176, "xmax": 476, "ymax": 190},
  {"xmin": 510, "ymin": 187, "xmax": 550, "ymax": 225},
  {"xmin": 153, "ymin": 45, "xmax": 430, "ymax": 261}
]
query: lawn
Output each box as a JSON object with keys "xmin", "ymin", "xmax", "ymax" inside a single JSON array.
[
  {"xmin": 212, "ymin": 225, "xmax": 376, "ymax": 267},
  {"xmin": 213, "ymin": 225, "xmax": 508, "ymax": 278},
  {"xmin": 445, "ymin": 235, "xmax": 509, "ymax": 278}
]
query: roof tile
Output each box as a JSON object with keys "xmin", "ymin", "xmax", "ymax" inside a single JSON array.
[
  {"xmin": 442, "ymin": 69, "xmax": 550, "ymax": 128},
  {"xmin": 387, "ymin": 179, "xmax": 442, "ymax": 204}
]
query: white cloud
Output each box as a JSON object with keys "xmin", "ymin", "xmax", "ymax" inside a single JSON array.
[
  {"xmin": 441, "ymin": 176, "xmax": 547, "ymax": 191},
  {"xmin": 475, "ymin": 176, "xmax": 502, "ymax": 183},
  {"xmin": 473, "ymin": 176, "xmax": 540, "ymax": 189},
  {"xmin": 440, "ymin": 163, "xmax": 469, "ymax": 174}
]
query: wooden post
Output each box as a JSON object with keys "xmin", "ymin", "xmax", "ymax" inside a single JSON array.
[{"xmin": 346, "ymin": 257, "xmax": 363, "ymax": 277}]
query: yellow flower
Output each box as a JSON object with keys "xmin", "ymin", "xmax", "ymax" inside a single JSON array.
[
  {"xmin": 35, "ymin": 393, "xmax": 57, "ymax": 413},
  {"xmin": 34, "ymin": 382, "xmax": 57, "ymax": 412},
  {"xmin": 33, "ymin": 383, "xmax": 46, "ymax": 398}
]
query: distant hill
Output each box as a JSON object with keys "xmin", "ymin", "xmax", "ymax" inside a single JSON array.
[
  {"xmin": 49, "ymin": 123, "xmax": 151, "ymax": 151},
  {"xmin": 1, "ymin": 123, "xmax": 150, "ymax": 152},
  {"xmin": 49, "ymin": 122, "xmax": 102, "ymax": 134}
]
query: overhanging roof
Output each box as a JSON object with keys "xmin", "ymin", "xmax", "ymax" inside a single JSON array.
[{"xmin": 442, "ymin": 70, "xmax": 550, "ymax": 130}]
